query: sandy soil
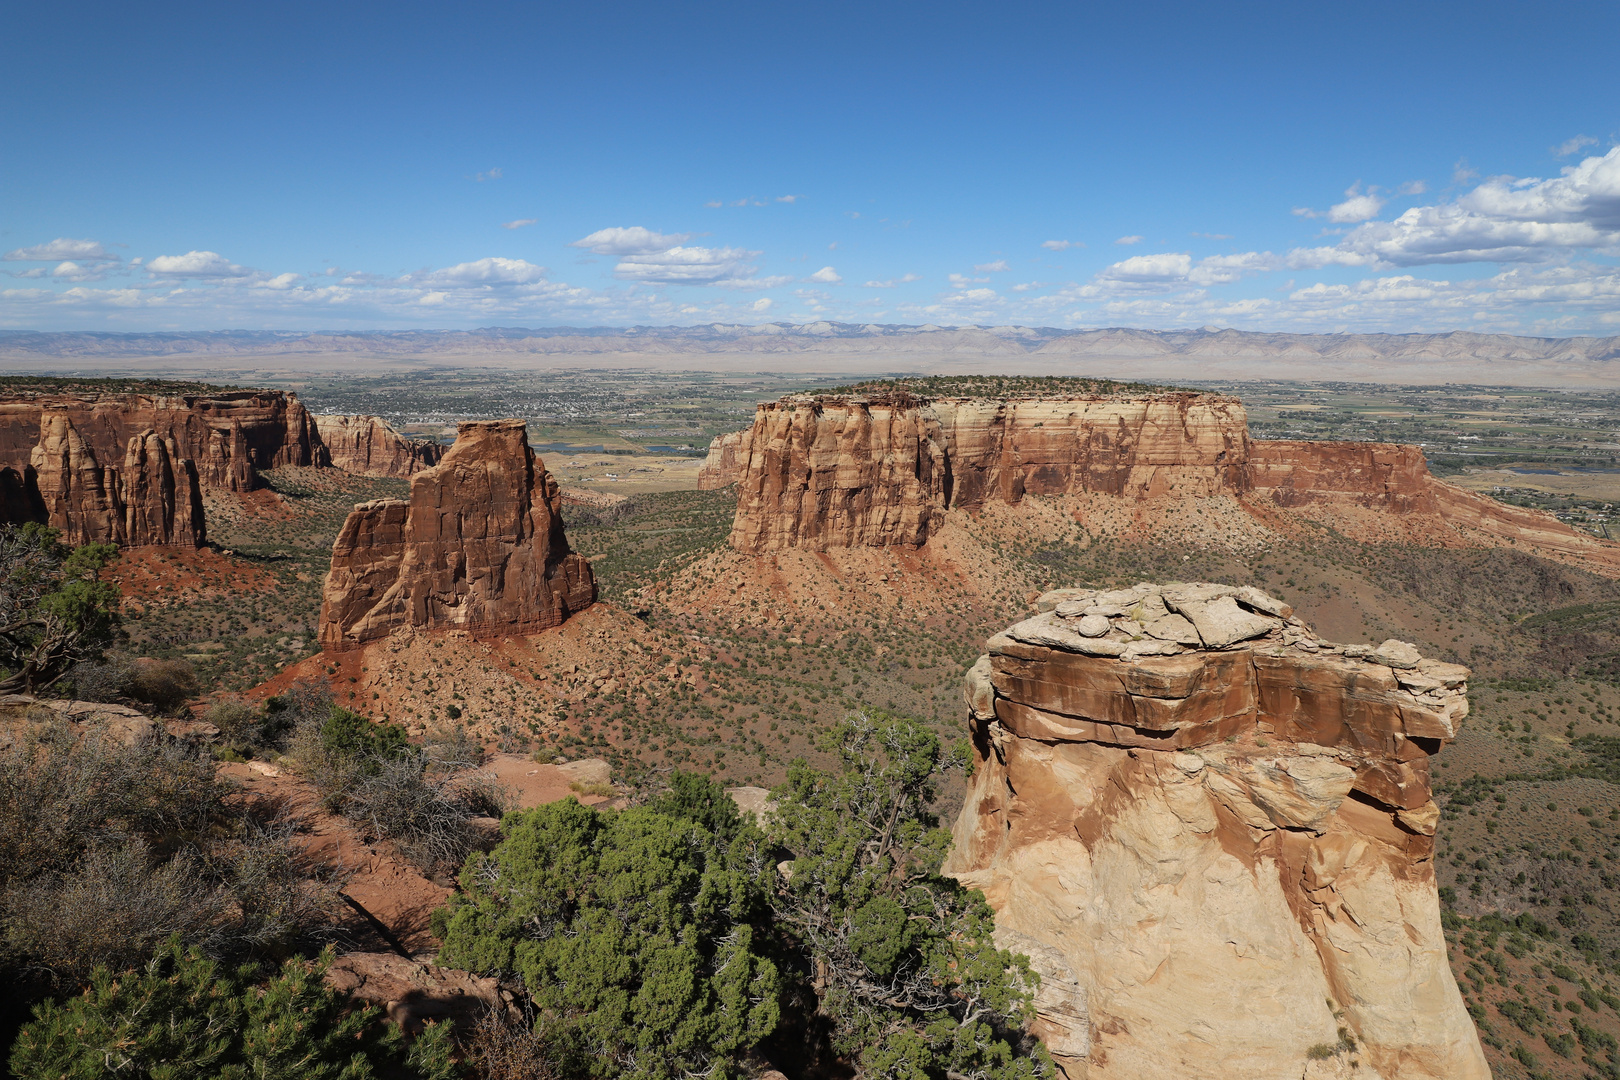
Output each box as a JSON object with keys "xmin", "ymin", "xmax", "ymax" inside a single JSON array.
[{"xmin": 108, "ymin": 545, "xmax": 277, "ymax": 615}]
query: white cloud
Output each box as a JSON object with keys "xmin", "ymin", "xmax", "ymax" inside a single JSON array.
[
  {"xmin": 1099, "ymin": 252, "xmax": 1192, "ymax": 282},
  {"xmin": 704, "ymin": 200, "xmax": 722, "ymax": 208},
  {"xmin": 776, "ymin": 195, "xmax": 801, "ymax": 203},
  {"xmin": 862, "ymin": 273, "xmax": 921, "ymax": 288},
  {"xmin": 615, "ymin": 246, "xmax": 758, "ymax": 284},
  {"xmin": 1555, "ymin": 135, "xmax": 1599, "ymax": 158},
  {"xmin": 752, "ymin": 297, "xmax": 773, "ymax": 312},
  {"xmin": 1114, "ymin": 235, "xmax": 1144, "ymax": 245},
  {"xmin": 473, "ymin": 168, "xmax": 502, "ymax": 182},
  {"xmin": 1326, "ymin": 183, "xmax": 1385, "ymax": 223},
  {"xmin": 4, "ymin": 238, "xmax": 117, "ymax": 262},
  {"xmin": 974, "ymin": 259, "xmax": 1010, "ymax": 272},
  {"xmin": 1041, "ymin": 239, "xmax": 1082, "ymax": 251},
  {"xmin": 502, "ymin": 218, "xmax": 537, "ymax": 229},
  {"xmin": 258, "ymin": 272, "xmax": 302, "ymax": 290},
  {"xmin": 50, "ymin": 261, "xmax": 107, "ymax": 283},
  {"xmin": 948, "ymin": 273, "xmax": 990, "ymax": 287},
  {"xmin": 1397, "ymin": 180, "xmax": 1428, "ymax": 196},
  {"xmin": 1285, "ymin": 146, "xmax": 1620, "ymax": 267},
  {"xmin": 805, "ymin": 266, "xmax": 842, "ymax": 284},
  {"xmin": 146, "ymin": 251, "xmax": 255, "ymax": 279},
  {"xmin": 411, "ymin": 257, "xmax": 548, "ymax": 287},
  {"xmin": 570, "ymin": 227, "xmax": 694, "ymax": 255},
  {"xmin": 1191, "ymin": 232, "xmax": 1233, "ymax": 240}
]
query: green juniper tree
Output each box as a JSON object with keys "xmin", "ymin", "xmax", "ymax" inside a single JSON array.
[
  {"xmin": 436, "ymin": 788, "xmax": 782, "ymax": 1080},
  {"xmin": 9, "ymin": 937, "xmax": 456, "ymax": 1080},
  {"xmin": 768, "ymin": 714, "xmax": 1052, "ymax": 1080},
  {"xmin": 0, "ymin": 524, "xmax": 119, "ymax": 694}
]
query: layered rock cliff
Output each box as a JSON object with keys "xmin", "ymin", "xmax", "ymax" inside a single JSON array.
[
  {"xmin": 714, "ymin": 391, "xmax": 1620, "ymax": 572},
  {"xmin": 0, "ymin": 390, "xmax": 322, "ymax": 494},
  {"xmin": 944, "ymin": 583, "xmax": 1486, "ymax": 1080},
  {"xmin": 314, "ymin": 415, "xmax": 443, "ymax": 478},
  {"xmin": 21, "ymin": 411, "xmax": 204, "ymax": 548},
  {"xmin": 318, "ymin": 419, "xmax": 596, "ymax": 650}
]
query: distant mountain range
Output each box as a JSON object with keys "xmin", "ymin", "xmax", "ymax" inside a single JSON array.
[{"xmin": 3, "ymin": 324, "xmax": 1618, "ymax": 385}]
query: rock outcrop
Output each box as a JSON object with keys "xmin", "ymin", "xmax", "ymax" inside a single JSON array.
[
  {"xmin": 0, "ymin": 390, "xmax": 323, "ymax": 493},
  {"xmin": 698, "ymin": 430, "xmax": 749, "ymax": 489},
  {"xmin": 944, "ymin": 583, "xmax": 1486, "ymax": 1080},
  {"xmin": 314, "ymin": 414, "xmax": 443, "ymax": 478},
  {"xmin": 715, "ymin": 391, "xmax": 1620, "ymax": 572},
  {"xmin": 318, "ymin": 419, "xmax": 596, "ymax": 650},
  {"xmin": 22, "ymin": 411, "xmax": 204, "ymax": 547}
]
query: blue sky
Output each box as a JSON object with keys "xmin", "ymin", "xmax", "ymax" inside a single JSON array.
[{"xmin": 3, "ymin": 0, "xmax": 1617, "ymax": 335}]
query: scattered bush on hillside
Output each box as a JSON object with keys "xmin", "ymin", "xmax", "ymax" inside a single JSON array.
[
  {"xmin": 768, "ymin": 713, "xmax": 1051, "ymax": 1080},
  {"xmin": 0, "ymin": 525, "xmax": 119, "ymax": 694},
  {"xmin": 8, "ymin": 937, "xmax": 456, "ymax": 1080},
  {"xmin": 288, "ymin": 691, "xmax": 504, "ymax": 873},
  {"xmin": 123, "ymin": 657, "xmax": 199, "ymax": 713},
  {"xmin": 206, "ymin": 694, "xmax": 263, "ymax": 747},
  {"xmin": 437, "ymin": 782, "xmax": 781, "ymax": 1080}
]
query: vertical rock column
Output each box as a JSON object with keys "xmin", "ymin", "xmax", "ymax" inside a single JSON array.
[
  {"xmin": 318, "ymin": 419, "xmax": 596, "ymax": 650},
  {"xmin": 944, "ymin": 582, "xmax": 1488, "ymax": 1080}
]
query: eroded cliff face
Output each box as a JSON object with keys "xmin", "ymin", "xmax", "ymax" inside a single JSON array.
[
  {"xmin": 21, "ymin": 411, "xmax": 204, "ymax": 548},
  {"xmin": 318, "ymin": 419, "xmax": 596, "ymax": 650},
  {"xmin": 717, "ymin": 391, "xmax": 1620, "ymax": 573},
  {"xmin": 944, "ymin": 583, "xmax": 1486, "ymax": 1080},
  {"xmin": 0, "ymin": 390, "xmax": 322, "ymax": 494},
  {"xmin": 726, "ymin": 393, "xmax": 1247, "ymax": 551},
  {"xmin": 314, "ymin": 415, "xmax": 444, "ymax": 478}
]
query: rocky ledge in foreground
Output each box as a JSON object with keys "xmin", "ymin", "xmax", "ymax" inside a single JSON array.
[{"xmin": 943, "ymin": 582, "xmax": 1486, "ymax": 1080}]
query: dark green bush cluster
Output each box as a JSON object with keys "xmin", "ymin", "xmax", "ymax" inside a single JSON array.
[
  {"xmin": 9, "ymin": 937, "xmax": 454, "ymax": 1080},
  {"xmin": 437, "ymin": 713, "xmax": 1050, "ymax": 1080}
]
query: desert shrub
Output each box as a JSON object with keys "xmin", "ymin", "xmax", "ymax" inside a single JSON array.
[
  {"xmin": 123, "ymin": 657, "xmax": 199, "ymax": 713},
  {"xmin": 3, "ymin": 840, "xmax": 225, "ymax": 981},
  {"xmin": 64, "ymin": 657, "xmax": 130, "ymax": 703},
  {"xmin": 0, "ymin": 526, "xmax": 119, "ymax": 694},
  {"xmin": 462, "ymin": 1005, "xmax": 577, "ymax": 1080},
  {"xmin": 8, "ymin": 937, "xmax": 456, "ymax": 1080},
  {"xmin": 262, "ymin": 677, "xmax": 338, "ymax": 749},
  {"xmin": 768, "ymin": 713, "xmax": 1051, "ymax": 1080},
  {"xmin": 206, "ymin": 694, "xmax": 264, "ymax": 747},
  {"xmin": 289, "ymin": 699, "xmax": 502, "ymax": 873},
  {"xmin": 0, "ymin": 720, "xmax": 225, "ymax": 890},
  {"xmin": 437, "ymin": 786, "xmax": 781, "ymax": 1080},
  {"xmin": 0, "ymin": 721, "xmax": 341, "ymax": 981},
  {"xmin": 345, "ymin": 755, "xmax": 500, "ymax": 873}
]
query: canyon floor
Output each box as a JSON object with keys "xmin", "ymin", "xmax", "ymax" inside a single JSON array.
[{"xmin": 88, "ymin": 375, "xmax": 1620, "ymax": 1080}]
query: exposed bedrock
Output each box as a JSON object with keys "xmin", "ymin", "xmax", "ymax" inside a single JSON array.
[
  {"xmin": 943, "ymin": 582, "xmax": 1487, "ymax": 1080},
  {"xmin": 712, "ymin": 391, "xmax": 1620, "ymax": 572},
  {"xmin": 19, "ymin": 411, "xmax": 204, "ymax": 548},
  {"xmin": 318, "ymin": 419, "xmax": 596, "ymax": 650},
  {"xmin": 0, "ymin": 390, "xmax": 322, "ymax": 493},
  {"xmin": 314, "ymin": 414, "xmax": 443, "ymax": 478}
]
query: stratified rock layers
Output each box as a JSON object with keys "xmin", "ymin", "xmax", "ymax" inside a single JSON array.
[
  {"xmin": 314, "ymin": 414, "xmax": 443, "ymax": 478},
  {"xmin": 716, "ymin": 393, "xmax": 1620, "ymax": 572},
  {"xmin": 943, "ymin": 583, "xmax": 1487, "ymax": 1080},
  {"xmin": 23, "ymin": 411, "xmax": 204, "ymax": 547},
  {"xmin": 0, "ymin": 390, "xmax": 323, "ymax": 494},
  {"xmin": 319, "ymin": 420, "xmax": 596, "ymax": 650}
]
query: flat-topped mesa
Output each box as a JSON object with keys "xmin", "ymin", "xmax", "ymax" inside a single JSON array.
[
  {"xmin": 318, "ymin": 419, "xmax": 596, "ymax": 651},
  {"xmin": 18, "ymin": 411, "xmax": 204, "ymax": 548},
  {"xmin": 944, "ymin": 582, "xmax": 1486, "ymax": 1080},
  {"xmin": 0, "ymin": 389, "xmax": 322, "ymax": 494},
  {"xmin": 314, "ymin": 414, "xmax": 444, "ymax": 478},
  {"xmin": 715, "ymin": 391, "xmax": 1620, "ymax": 571},
  {"xmin": 725, "ymin": 392, "xmax": 1248, "ymax": 551}
]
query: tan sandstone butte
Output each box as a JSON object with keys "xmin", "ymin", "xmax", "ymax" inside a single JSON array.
[
  {"xmin": 318, "ymin": 419, "xmax": 596, "ymax": 650},
  {"xmin": 314, "ymin": 414, "xmax": 444, "ymax": 478},
  {"xmin": 943, "ymin": 582, "xmax": 1487, "ymax": 1080}
]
